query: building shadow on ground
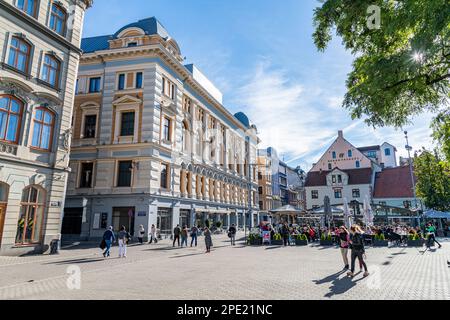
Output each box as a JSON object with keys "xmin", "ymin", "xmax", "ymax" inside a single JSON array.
[{"xmin": 43, "ymin": 257, "xmax": 107, "ymax": 265}]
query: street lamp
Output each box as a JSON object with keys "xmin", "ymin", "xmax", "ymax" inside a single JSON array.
[{"xmin": 404, "ymin": 131, "xmax": 420, "ymax": 227}]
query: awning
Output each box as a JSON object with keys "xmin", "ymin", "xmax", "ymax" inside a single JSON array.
[
  {"xmin": 423, "ymin": 210, "xmax": 450, "ymax": 219},
  {"xmin": 270, "ymin": 205, "xmax": 304, "ymax": 214}
]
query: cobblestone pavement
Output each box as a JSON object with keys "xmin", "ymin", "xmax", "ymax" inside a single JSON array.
[{"xmin": 0, "ymin": 233, "xmax": 449, "ymax": 300}]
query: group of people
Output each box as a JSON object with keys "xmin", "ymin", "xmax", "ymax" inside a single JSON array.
[
  {"xmin": 259, "ymin": 222, "xmax": 319, "ymax": 245},
  {"xmin": 101, "ymin": 223, "xmax": 238, "ymax": 257}
]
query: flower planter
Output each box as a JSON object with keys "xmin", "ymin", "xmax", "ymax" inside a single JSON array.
[
  {"xmin": 295, "ymin": 240, "xmax": 308, "ymax": 246},
  {"xmin": 248, "ymin": 238, "xmax": 262, "ymax": 246},
  {"xmin": 271, "ymin": 240, "xmax": 284, "ymax": 246},
  {"xmin": 407, "ymin": 240, "xmax": 423, "ymax": 247},
  {"xmin": 373, "ymin": 240, "xmax": 389, "ymax": 247},
  {"xmin": 320, "ymin": 240, "xmax": 334, "ymax": 246}
]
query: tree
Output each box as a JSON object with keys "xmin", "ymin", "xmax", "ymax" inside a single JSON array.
[
  {"xmin": 414, "ymin": 150, "xmax": 450, "ymax": 211},
  {"xmin": 313, "ymin": 0, "xmax": 449, "ymax": 129}
]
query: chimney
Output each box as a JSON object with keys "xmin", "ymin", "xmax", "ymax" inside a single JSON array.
[{"xmin": 338, "ymin": 130, "xmax": 343, "ymax": 138}]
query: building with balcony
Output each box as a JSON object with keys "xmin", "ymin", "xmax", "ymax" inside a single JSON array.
[
  {"xmin": 0, "ymin": 0, "xmax": 92, "ymax": 255},
  {"xmin": 63, "ymin": 17, "xmax": 260, "ymax": 241}
]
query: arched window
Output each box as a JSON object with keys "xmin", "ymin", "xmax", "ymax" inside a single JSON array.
[
  {"xmin": 31, "ymin": 107, "xmax": 55, "ymax": 150},
  {"xmin": 0, "ymin": 95, "xmax": 23, "ymax": 144},
  {"xmin": 8, "ymin": 36, "xmax": 31, "ymax": 73},
  {"xmin": 15, "ymin": 186, "xmax": 46, "ymax": 245},
  {"xmin": 182, "ymin": 121, "xmax": 190, "ymax": 153},
  {"xmin": 16, "ymin": 0, "xmax": 38, "ymax": 18},
  {"xmin": 49, "ymin": 3, "xmax": 67, "ymax": 36},
  {"xmin": 41, "ymin": 54, "xmax": 60, "ymax": 88}
]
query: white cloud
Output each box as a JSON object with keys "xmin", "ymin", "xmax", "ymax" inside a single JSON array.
[{"xmin": 232, "ymin": 61, "xmax": 435, "ymax": 170}]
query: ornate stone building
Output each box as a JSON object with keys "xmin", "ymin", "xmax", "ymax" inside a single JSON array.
[
  {"xmin": 64, "ymin": 17, "xmax": 260, "ymax": 241},
  {"xmin": 0, "ymin": 0, "xmax": 92, "ymax": 255}
]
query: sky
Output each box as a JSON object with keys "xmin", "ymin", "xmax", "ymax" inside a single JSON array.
[{"xmin": 82, "ymin": 0, "xmax": 436, "ymax": 170}]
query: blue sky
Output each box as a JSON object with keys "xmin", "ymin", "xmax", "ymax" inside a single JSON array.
[{"xmin": 82, "ymin": 0, "xmax": 435, "ymax": 170}]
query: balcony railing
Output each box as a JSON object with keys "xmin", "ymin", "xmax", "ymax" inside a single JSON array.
[{"xmin": 0, "ymin": 141, "xmax": 18, "ymax": 156}]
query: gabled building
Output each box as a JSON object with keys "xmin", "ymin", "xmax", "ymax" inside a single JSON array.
[{"xmin": 305, "ymin": 130, "xmax": 383, "ymax": 210}]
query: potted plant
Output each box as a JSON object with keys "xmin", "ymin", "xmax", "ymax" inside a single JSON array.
[
  {"xmin": 248, "ymin": 233, "xmax": 262, "ymax": 246},
  {"xmin": 295, "ymin": 234, "xmax": 308, "ymax": 246},
  {"xmin": 320, "ymin": 232, "xmax": 334, "ymax": 246},
  {"xmin": 216, "ymin": 221, "xmax": 223, "ymax": 230},
  {"xmin": 271, "ymin": 233, "xmax": 283, "ymax": 245},
  {"xmin": 407, "ymin": 233, "xmax": 423, "ymax": 247},
  {"xmin": 373, "ymin": 233, "xmax": 389, "ymax": 247}
]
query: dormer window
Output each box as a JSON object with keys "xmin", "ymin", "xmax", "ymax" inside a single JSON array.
[{"xmin": 127, "ymin": 42, "xmax": 138, "ymax": 47}]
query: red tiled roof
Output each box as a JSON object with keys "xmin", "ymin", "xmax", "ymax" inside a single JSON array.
[
  {"xmin": 305, "ymin": 168, "xmax": 372, "ymax": 187},
  {"xmin": 373, "ymin": 166, "xmax": 415, "ymax": 198}
]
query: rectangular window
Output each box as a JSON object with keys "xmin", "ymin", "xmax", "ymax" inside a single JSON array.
[
  {"xmin": 17, "ymin": 0, "xmax": 38, "ymax": 17},
  {"xmin": 328, "ymin": 163, "xmax": 332, "ymax": 170},
  {"xmin": 332, "ymin": 175, "xmax": 336, "ymax": 183},
  {"xmin": 311, "ymin": 190, "xmax": 319, "ymax": 199},
  {"xmin": 356, "ymin": 161, "xmax": 360, "ymax": 168},
  {"xmin": 385, "ymin": 148, "xmax": 391, "ymax": 156},
  {"xmin": 89, "ymin": 77, "xmax": 101, "ymax": 93},
  {"xmin": 120, "ymin": 112, "xmax": 135, "ymax": 136},
  {"xmin": 337, "ymin": 175, "xmax": 342, "ymax": 183},
  {"xmin": 79, "ymin": 163, "xmax": 94, "ymax": 188},
  {"xmin": 348, "ymin": 150, "xmax": 353, "ymax": 157},
  {"xmin": 118, "ymin": 74, "xmax": 125, "ymax": 90},
  {"xmin": 352, "ymin": 189, "xmax": 360, "ymax": 198},
  {"xmin": 83, "ymin": 114, "xmax": 97, "ymax": 138},
  {"xmin": 334, "ymin": 189, "xmax": 342, "ymax": 199},
  {"xmin": 8, "ymin": 37, "xmax": 31, "ymax": 73},
  {"xmin": 367, "ymin": 151, "xmax": 377, "ymax": 158},
  {"xmin": 117, "ymin": 161, "xmax": 132, "ymax": 187},
  {"xmin": 332, "ymin": 151, "xmax": 336, "ymax": 159},
  {"xmin": 41, "ymin": 55, "xmax": 60, "ymax": 88},
  {"xmin": 75, "ymin": 79, "xmax": 79, "ymax": 95},
  {"xmin": 136, "ymin": 72, "xmax": 143, "ymax": 89},
  {"xmin": 163, "ymin": 117, "xmax": 171, "ymax": 142},
  {"xmin": 160, "ymin": 163, "xmax": 169, "ymax": 189},
  {"xmin": 162, "ymin": 77, "xmax": 176, "ymax": 100}
]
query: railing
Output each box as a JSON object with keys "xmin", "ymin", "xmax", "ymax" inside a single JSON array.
[{"xmin": 0, "ymin": 141, "xmax": 18, "ymax": 156}]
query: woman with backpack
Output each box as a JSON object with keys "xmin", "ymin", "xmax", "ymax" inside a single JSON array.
[{"xmin": 347, "ymin": 225, "xmax": 369, "ymax": 278}]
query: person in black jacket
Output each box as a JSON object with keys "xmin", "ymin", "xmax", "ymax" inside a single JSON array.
[
  {"xmin": 228, "ymin": 224, "xmax": 237, "ymax": 246},
  {"xmin": 281, "ymin": 223, "xmax": 290, "ymax": 246},
  {"xmin": 347, "ymin": 225, "xmax": 369, "ymax": 278},
  {"xmin": 173, "ymin": 225, "xmax": 181, "ymax": 247},
  {"xmin": 102, "ymin": 226, "xmax": 115, "ymax": 258}
]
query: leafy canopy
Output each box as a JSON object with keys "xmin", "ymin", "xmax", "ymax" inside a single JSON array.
[{"xmin": 313, "ymin": 0, "xmax": 449, "ymax": 128}]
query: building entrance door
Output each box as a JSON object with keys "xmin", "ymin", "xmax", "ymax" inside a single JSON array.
[
  {"xmin": 0, "ymin": 204, "xmax": 6, "ymax": 247},
  {"xmin": 112, "ymin": 207, "xmax": 135, "ymax": 236}
]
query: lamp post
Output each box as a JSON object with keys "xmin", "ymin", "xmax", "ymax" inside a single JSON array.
[{"xmin": 404, "ymin": 131, "xmax": 420, "ymax": 227}]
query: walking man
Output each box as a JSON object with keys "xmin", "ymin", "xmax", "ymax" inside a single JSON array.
[
  {"xmin": 181, "ymin": 225, "xmax": 188, "ymax": 247},
  {"xmin": 228, "ymin": 224, "xmax": 237, "ymax": 246},
  {"xmin": 173, "ymin": 224, "xmax": 181, "ymax": 247},
  {"xmin": 281, "ymin": 223, "xmax": 290, "ymax": 247},
  {"xmin": 190, "ymin": 225, "xmax": 198, "ymax": 247},
  {"xmin": 149, "ymin": 224, "xmax": 157, "ymax": 244},
  {"xmin": 102, "ymin": 226, "xmax": 115, "ymax": 258}
]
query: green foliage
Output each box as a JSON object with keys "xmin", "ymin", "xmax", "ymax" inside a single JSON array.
[
  {"xmin": 313, "ymin": 0, "xmax": 449, "ymax": 132},
  {"xmin": 408, "ymin": 233, "xmax": 421, "ymax": 241},
  {"xmin": 296, "ymin": 234, "xmax": 308, "ymax": 241},
  {"xmin": 375, "ymin": 233, "xmax": 386, "ymax": 241},
  {"xmin": 321, "ymin": 232, "xmax": 332, "ymax": 241},
  {"xmin": 414, "ymin": 150, "xmax": 450, "ymax": 211},
  {"xmin": 432, "ymin": 111, "xmax": 450, "ymax": 160},
  {"xmin": 216, "ymin": 221, "xmax": 223, "ymax": 229},
  {"xmin": 273, "ymin": 233, "xmax": 282, "ymax": 241},
  {"xmin": 248, "ymin": 233, "xmax": 261, "ymax": 241}
]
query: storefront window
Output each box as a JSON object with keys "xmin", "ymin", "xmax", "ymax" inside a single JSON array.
[{"xmin": 15, "ymin": 186, "xmax": 45, "ymax": 245}]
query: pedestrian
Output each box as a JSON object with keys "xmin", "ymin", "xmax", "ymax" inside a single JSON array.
[
  {"xmin": 138, "ymin": 224, "xmax": 145, "ymax": 244},
  {"xmin": 228, "ymin": 223, "xmax": 237, "ymax": 246},
  {"xmin": 118, "ymin": 225, "xmax": 129, "ymax": 258},
  {"xmin": 149, "ymin": 224, "xmax": 158, "ymax": 244},
  {"xmin": 173, "ymin": 224, "xmax": 181, "ymax": 247},
  {"xmin": 281, "ymin": 223, "xmax": 290, "ymax": 246},
  {"xmin": 190, "ymin": 225, "xmax": 198, "ymax": 247},
  {"xmin": 102, "ymin": 226, "xmax": 115, "ymax": 258},
  {"xmin": 347, "ymin": 225, "xmax": 369, "ymax": 278},
  {"xmin": 426, "ymin": 223, "xmax": 442, "ymax": 249},
  {"xmin": 338, "ymin": 226, "xmax": 350, "ymax": 270},
  {"xmin": 181, "ymin": 225, "xmax": 188, "ymax": 247},
  {"xmin": 204, "ymin": 227, "xmax": 213, "ymax": 253}
]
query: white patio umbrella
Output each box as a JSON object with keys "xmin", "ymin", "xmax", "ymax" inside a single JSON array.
[
  {"xmin": 343, "ymin": 198, "xmax": 352, "ymax": 228},
  {"xmin": 363, "ymin": 195, "xmax": 370, "ymax": 227}
]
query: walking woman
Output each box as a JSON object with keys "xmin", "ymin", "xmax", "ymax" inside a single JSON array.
[
  {"xmin": 347, "ymin": 225, "xmax": 369, "ymax": 278},
  {"xmin": 149, "ymin": 224, "xmax": 157, "ymax": 244},
  {"xmin": 181, "ymin": 225, "xmax": 188, "ymax": 247},
  {"xmin": 204, "ymin": 227, "xmax": 213, "ymax": 253},
  {"xmin": 338, "ymin": 226, "xmax": 350, "ymax": 270},
  {"xmin": 118, "ymin": 226, "xmax": 129, "ymax": 258},
  {"xmin": 138, "ymin": 225, "xmax": 145, "ymax": 244}
]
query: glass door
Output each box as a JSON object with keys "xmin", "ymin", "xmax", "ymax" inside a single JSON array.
[{"xmin": 0, "ymin": 204, "xmax": 6, "ymax": 246}]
